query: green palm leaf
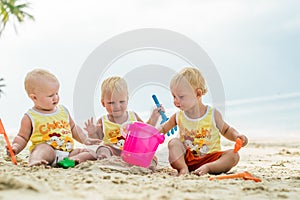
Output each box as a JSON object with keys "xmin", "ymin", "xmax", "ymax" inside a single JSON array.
[
  {"xmin": 0, "ymin": 0, "xmax": 34, "ymax": 36},
  {"xmin": 0, "ymin": 78, "xmax": 5, "ymax": 97}
]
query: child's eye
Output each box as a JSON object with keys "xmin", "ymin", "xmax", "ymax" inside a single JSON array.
[
  {"xmin": 108, "ymin": 102, "xmax": 114, "ymax": 105},
  {"xmin": 120, "ymin": 101, "xmax": 126, "ymax": 104},
  {"xmin": 48, "ymin": 93, "xmax": 58, "ymax": 97}
]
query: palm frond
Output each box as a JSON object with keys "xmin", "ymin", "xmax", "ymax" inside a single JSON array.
[
  {"xmin": 0, "ymin": 0, "xmax": 34, "ymax": 36},
  {"xmin": 0, "ymin": 77, "xmax": 5, "ymax": 98}
]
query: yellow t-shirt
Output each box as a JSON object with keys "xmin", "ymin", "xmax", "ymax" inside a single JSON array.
[
  {"xmin": 177, "ymin": 106, "xmax": 221, "ymax": 156},
  {"xmin": 102, "ymin": 111, "xmax": 137, "ymax": 150},
  {"xmin": 27, "ymin": 105, "xmax": 74, "ymax": 152}
]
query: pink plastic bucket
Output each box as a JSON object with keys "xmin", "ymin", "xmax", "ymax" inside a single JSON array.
[{"xmin": 121, "ymin": 121, "xmax": 165, "ymax": 168}]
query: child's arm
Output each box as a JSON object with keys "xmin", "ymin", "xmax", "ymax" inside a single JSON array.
[
  {"xmin": 134, "ymin": 112, "xmax": 144, "ymax": 122},
  {"xmin": 9, "ymin": 115, "xmax": 32, "ymax": 155},
  {"xmin": 69, "ymin": 116, "xmax": 101, "ymax": 145},
  {"xmin": 158, "ymin": 114, "xmax": 177, "ymax": 134},
  {"xmin": 84, "ymin": 117, "xmax": 104, "ymax": 140},
  {"xmin": 214, "ymin": 109, "xmax": 248, "ymax": 147},
  {"xmin": 146, "ymin": 106, "xmax": 166, "ymax": 126},
  {"xmin": 133, "ymin": 106, "xmax": 166, "ymax": 126}
]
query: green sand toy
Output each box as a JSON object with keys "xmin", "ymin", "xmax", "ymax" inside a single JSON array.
[{"xmin": 57, "ymin": 157, "xmax": 75, "ymax": 169}]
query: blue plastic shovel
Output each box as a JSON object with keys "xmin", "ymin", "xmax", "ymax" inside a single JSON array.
[{"xmin": 152, "ymin": 94, "xmax": 177, "ymax": 136}]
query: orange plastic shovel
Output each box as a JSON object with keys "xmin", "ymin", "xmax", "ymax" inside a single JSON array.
[
  {"xmin": 0, "ymin": 119, "xmax": 18, "ymax": 165},
  {"xmin": 234, "ymin": 138, "xmax": 243, "ymax": 153},
  {"xmin": 209, "ymin": 171, "xmax": 261, "ymax": 182}
]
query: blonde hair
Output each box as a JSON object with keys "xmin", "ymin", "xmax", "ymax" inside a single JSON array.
[
  {"xmin": 170, "ymin": 67, "xmax": 208, "ymax": 95},
  {"xmin": 24, "ymin": 69, "xmax": 59, "ymax": 95},
  {"xmin": 101, "ymin": 76, "xmax": 128, "ymax": 100}
]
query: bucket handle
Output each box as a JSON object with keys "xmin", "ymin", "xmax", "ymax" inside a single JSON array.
[
  {"xmin": 121, "ymin": 121, "xmax": 165, "ymax": 144},
  {"xmin": 155, "ymin": 133, "xmax": 165, "ymax": 144},
  {"xmin": 120, "ymin": 121, "xmax": 134, "ymax": 138}
]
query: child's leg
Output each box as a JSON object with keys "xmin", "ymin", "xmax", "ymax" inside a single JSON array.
[
  {"xmin": 69, "ymin": 148, "xmax": 97, "ymax": 163},
  {"xmin": 168, "ymin": 138, "xmax": 189, "ymax": 175},
  {"xmin": 194, "ymin": 149, "xmax": 239, "ymax": 176},
  {"xmin": 95, "ymin": 145, "xmax": 113, "ymax": 159},
  {"xmin": 29, "ymin": 143, "xmax": 56, "ymax": 167}
]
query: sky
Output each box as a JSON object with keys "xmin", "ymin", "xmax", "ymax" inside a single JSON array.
[{"xmin": 0, "ymin": 0, "xmax": 300, "ymax": 133}]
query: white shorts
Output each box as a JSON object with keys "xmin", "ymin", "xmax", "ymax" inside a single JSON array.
[{"xmin": 51, "ymin": 150, "xmax": 69, "ymax": 167}]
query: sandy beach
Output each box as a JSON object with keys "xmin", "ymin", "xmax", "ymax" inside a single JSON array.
[{"xmin": 1, "ymin": 137, "xmax": 300, "ymax": 200}]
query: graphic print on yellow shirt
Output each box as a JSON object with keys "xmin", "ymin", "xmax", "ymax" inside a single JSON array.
[
  {"xmin": 177, "ymin": 106, "xmax": 221, "ymax": 156},
  {"xmin": 27, "ymin": 105, "xmax": 74, "ymax": 152},
  {"xmin": 102, "ymin": 111, "xmax": 137, "ymax": 150}
]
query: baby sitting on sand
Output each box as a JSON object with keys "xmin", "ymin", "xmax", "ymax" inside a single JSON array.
[
  {"xmin": 159, "ymin": 67, "xmax": 248, "ymax": 176},
  {"xmin": 84, "ymin": 76, "xmax": 163, "ymax": 171},
  {"xmin": 8, "ymin": 69, "xmax": 100, "ymax": 167}
]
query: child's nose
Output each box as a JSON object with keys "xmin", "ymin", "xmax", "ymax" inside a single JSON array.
[
  {"xmin": 174, "ymin": 98, "xmax": 180, "ymax": 106},
  {"xmin": 113, "ymin": 102, "xmax": 121, "ymax": 108},
  {"xmin": 53, "ymin": 94, "xmax": 59, "ymax": 101}
]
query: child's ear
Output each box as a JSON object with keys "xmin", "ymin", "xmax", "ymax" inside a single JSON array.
[
  {"xmin": 101, "ymin": 99, "xmax": 105, "ymax": 107},
  {"xmin": 196, "ymin": 89, "xmax": 202, "ymax": 98},
  {"xmin": 29, "ymin": 93, "xmax": 37, "ymax": 101}
]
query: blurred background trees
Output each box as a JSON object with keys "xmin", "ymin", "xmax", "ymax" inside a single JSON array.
[{"xmin": 0, "ymin": 0, "xmax": 34, "ymax": 97}]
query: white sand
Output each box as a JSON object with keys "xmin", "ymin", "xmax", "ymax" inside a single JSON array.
[{"xmin": 1, "ymin": 138, "xmax": 300, "ymax": 200}]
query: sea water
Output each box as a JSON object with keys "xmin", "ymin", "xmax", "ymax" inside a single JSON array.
[
  {"xmin": 4, "ymin": 92, "xmax": 299, "ymax": 142},
  {"xmin": 145, "ymin": 93, "xmax": 300, "ymax": 143},
  {"xmin": 153, "ymin": 93, "xmax": 300, "ymax": 164},
  {"xmin": 225, "ymin": 94, "xmax": 300, "ymax": 140}
]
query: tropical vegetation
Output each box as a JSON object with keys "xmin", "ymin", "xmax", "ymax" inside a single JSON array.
[
  {"xmin": 0, "ymin": 0, "xmax": 34, "ymax": 97},
  {"xmin": 0, "ymin": 0, "xmax": 34, "ymax": 36}
]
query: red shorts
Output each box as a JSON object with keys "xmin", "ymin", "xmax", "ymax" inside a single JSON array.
[{"xmin": 185, "ymin": 148, "xmax": 224, "ymax": 172}]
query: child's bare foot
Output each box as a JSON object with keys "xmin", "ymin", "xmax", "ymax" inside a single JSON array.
[
  {"xmin": 97, "ymin": 154, "xmax": 111, "ymax": 160},
  {"xmin": 193, "ymin": 165, "xmax": 210, "ymax": 176},
  {"xmin": 29, "ymin": 159, "xmax": 49, "ymax": 167},
  {"xmin": 96, "ymin": 147, "xmax": 112, "ymax": 160},
  {"xmin": 148, "ymin": 156, "xmax": 158, "ymax": 172},
  {"xmin": 177, "ymin": 167, "xmax": 189, "ymax": 176}
]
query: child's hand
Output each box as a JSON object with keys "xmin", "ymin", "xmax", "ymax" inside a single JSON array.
[
  {"xmin": 84, "ymin": 138, "xmax": 102, "ymax": 145},
  {"xmin": 84, "ymin": 117, "xmax": 99, "ymax": 135},
  {"xmin": 236, "ymin": 134, "xmax": 248, "ymax": 147},
  {"xmin": 148, "ymin": 105, "xmax": 166, "ymax": 126},
  {"xmin": 151, "ymin": 104, "xmax": 166, "ymax": 119}
]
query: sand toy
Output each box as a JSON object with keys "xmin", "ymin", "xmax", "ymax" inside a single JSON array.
[
  {"xmin": 0, "ymin": 119, "xmax": 18, "ymax": 165},
  {"xmin": 152, "ymin": 94, "xmax": 177, "ymax": 136}
]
